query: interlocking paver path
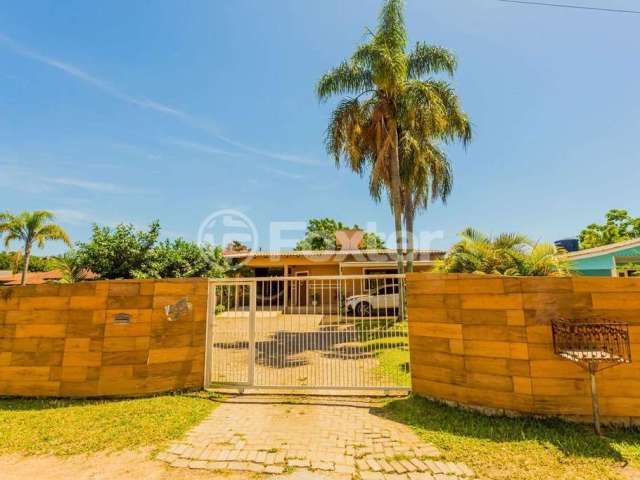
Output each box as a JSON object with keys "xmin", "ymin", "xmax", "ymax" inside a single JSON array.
[{"xmin": 158, "ymin": 396, "xmax": 475, "ymax": 479}]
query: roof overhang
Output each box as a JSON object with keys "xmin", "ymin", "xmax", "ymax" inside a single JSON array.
[
  {"xmin": 340, "ymin": 260, "xmax": 436, "ymax": 268},
  {"xmin": 561, "ymin": 238, "xmax": 640, "ymax": 261}
]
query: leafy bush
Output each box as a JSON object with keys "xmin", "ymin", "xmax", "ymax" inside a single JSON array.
[
  {"xmin": 76, "ymin": 221, "xmax": 227, "ymax": 279},
  {"xmin": 147, "ymin": 238, "xmax": 226, "ymax": 278},
  {"xmin": 76, "ymin": 221, "xmax": 161, "ymax": 279},
  {"xmin": 0, "ymin": 251, "xmax": 57, "ymax": 273}
]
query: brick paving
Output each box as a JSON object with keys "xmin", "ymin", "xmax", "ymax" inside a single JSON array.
[{"xmin": 158, "ymin": 396, "xmax": 475, "ymax": 479}]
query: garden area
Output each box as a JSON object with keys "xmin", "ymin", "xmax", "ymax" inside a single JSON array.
[
  {"xmin": 1, "ymin": 393, "xmax": 639, "ymax": 480},
  {"xmin": 381, "ymin": 396, "xmax": 640, "ymax": 480}
]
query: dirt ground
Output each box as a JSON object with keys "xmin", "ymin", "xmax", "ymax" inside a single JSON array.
[
  {"xmin": 211, "ymin": 312, "xmax": 407, "ymax": 388},
  {"xmin": 0, "ymin": 448, "xmax": 350, "ymax": 480}
]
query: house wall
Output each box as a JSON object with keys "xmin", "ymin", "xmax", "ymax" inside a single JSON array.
[
  {"xmin": 407, "ymin": 273, "xmax": 640, "ymax": 424},
  {"xmin": 570, "ymin": 245, "xmax": 640, "ymax": 276},
  {"xmin": 0, "ymin": 279, "xmax": 207, "ymax": 397}
]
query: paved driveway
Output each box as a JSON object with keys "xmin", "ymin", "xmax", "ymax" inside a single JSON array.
[{"xmin": 158, "ymin": 396, "xmax": 475, "ymax": 480}]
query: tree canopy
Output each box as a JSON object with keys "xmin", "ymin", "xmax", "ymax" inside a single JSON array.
[
  {"xmin": 76, "ymin": 221, "xmax": 226, "ymax": 279},
  {"xmin": 294, "ymin": 218, "xmax": 385, "ymax": 251},
  {"xmin": 579, "ymin": 209, "xmax": 640, "ymax": 249}
]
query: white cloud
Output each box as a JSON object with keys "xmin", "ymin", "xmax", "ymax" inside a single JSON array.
[
  {"xmin": 51, "ymin": 208, "xmax": 93, "ymax": 225},
  {"xmin": 46, "ymin": 176, "xmax": 122, "ymax": 193},
  {"xmin": 0, "ymin": 32, "xmax": 317, "ymax": 166},
  {"xmin": 165, "ymin": 138, "xmax": 242, "ymax": 158},
  {"xmin": 0, "ymin": 163, "xmax": 132, "ymax": 194},
  {"xmin": 259, "ymin": 166, "xmax": 305, "ymax": 180}
]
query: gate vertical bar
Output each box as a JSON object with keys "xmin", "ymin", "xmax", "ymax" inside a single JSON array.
[
  {"xmin": 204, "ymin": 281, "xmax": 215, "ymax": 386},
  {"xmin": 248, "ymin": 280, "xmax": 257, "ymax": 387}
]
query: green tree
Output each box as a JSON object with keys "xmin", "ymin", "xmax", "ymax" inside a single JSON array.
[
  {"xmin": 579, "ymin": 209, "xmax": 640, "ymax": 249},
  {"xmin": 76, "ymin": 221, "xmax": 228, "ymax": 279},
  {"xmin": 317, "ymin": 0, "xmax": 470, "ymax": 273},
  {"xmin": 0, "ymin": 211, "xmax": 71, "ymax": 285},
  {"xmin": 76, "ymin": 221, "xmax": 161, "ymax": 279},
  {"xmin": 438, "ymin": 228, "xmax": 570, "ymax": 276},
  {"xmin": 23, "ymin": 255, "xmax": 58, "ymax": 272},
  {"xmin": 147, "ymin": 239, "xmax": 227, "ymax": 278},
  {"xmin": 294, "ymin": 218, "xmax": 385, "ymax": 251},
  {"xmin": 0, "ymin": 251, "xmax": 15, "ymax": 271}
]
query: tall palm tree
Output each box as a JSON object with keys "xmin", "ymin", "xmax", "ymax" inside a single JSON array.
[
  {"xmin": 0, "ymin": 211, "xmax": 71, "ymax": 285},
  {"xmin": 317, "ymin": 0, "xmax": 470, "ymax": 273},
  {"xmin": 317, "ymin": 0, "xmax": 408, "ymax": 273}
]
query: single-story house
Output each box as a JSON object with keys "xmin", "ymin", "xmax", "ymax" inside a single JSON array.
[
  {"xmin": 223, "ymin": 230, "xmax": 444, "ymax": 311},
  {"xmin": 224, "ymin": 229, "xmax": 443, "ymax": 278},
  {"xmin": 564, "ymin": 237, "xmax": 640, "ymax": 277}
]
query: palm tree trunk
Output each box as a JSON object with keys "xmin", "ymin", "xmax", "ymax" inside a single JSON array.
[
  {"xmin": 405, "ymin": 204, "xmax": 415, "ymax": 273},
  {"xmin": 389, "ymin": 122, "xmax": 406, "ymax": 321},
  {"xmin": 389, "ymin": 122, "xmax": 405, "ymax": 275},
  {"xmin": 21, "ymin": 242, "xmax": 31, "ymax": 286}
]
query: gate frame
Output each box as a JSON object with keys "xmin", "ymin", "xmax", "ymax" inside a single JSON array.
[{"xmin": 204, "ymin": 274, "xmax": 410, "ymax": 393}]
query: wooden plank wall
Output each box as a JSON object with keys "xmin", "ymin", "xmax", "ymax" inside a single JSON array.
[
  {"xmin": 407, "ymin": 273, "xmax": 640, "ymax": 423},
  {"xmin": 0, "ymin": 278, "xmax": 208, "ymax": 397}
]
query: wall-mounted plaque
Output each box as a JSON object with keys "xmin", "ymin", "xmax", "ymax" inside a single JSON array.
[{"xmin": 164, "ymin": 297, "xmax": 192, "ymax": 322}]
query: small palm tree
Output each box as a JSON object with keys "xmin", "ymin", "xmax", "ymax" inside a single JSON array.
[
  {"xmin": 54, "ymin": 250, "xmax": 88, "ymax": 284},
  {"xmin": 439, "ymin": 228, "xmax": 570, "ymax": 276},
  {"xmin": 0, "ymin": 211, "xmax": 71, "ymax": 285},
  {"xmin": 505, "ymin": 243, "xmax": 572, "ymax": 277}
]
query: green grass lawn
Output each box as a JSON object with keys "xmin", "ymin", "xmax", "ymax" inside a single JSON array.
[
  {"xmin": 0, "ymin": 392, "xmax": 218, "ymax": 456},
  {"xmin": 375, "ymin": 347, "xmax": 411, "ymax": 387},
  {"xmin": 380, "ymin": 395, "xmax": 640, "ymax": 480}
]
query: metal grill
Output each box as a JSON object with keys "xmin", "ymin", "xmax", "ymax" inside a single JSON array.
[
  {"xmin": 205, "ymin": 274, "xmax": 410, "ymax": 392},
  {"xmin": 551, "ymin": 318, "xmax": 632, "ymax": 366},
  {"xmin": 550, "ymin": 317, "xmax": 632, "ymax": 435}
]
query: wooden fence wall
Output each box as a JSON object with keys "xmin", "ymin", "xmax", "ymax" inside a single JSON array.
[
  {"xmin": 407, "ymin": 273, "xmax": 640, "ymax": 424},
  {"xmin": 0, "ymin": 279, "xmax": 208, "ymax": 397}
]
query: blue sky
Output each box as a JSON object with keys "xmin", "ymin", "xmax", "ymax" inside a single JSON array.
[{"xmin": 0, "ymin": 0, "xmax": 638, "ymax": 254}]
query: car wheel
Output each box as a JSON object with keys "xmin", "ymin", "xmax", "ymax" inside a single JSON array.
[{"xmin": 355, "ymin": 301, "xmax": 372, "ymax": 316}]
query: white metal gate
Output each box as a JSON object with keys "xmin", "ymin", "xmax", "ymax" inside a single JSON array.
[{"xmin": 204, "ymin": 275, "xmax": 410, "ymax": 392}]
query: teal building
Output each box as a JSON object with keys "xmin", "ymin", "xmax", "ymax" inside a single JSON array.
[{"xmin": 565, "ymin": 238, "xmax": 640, "ymax": 277}]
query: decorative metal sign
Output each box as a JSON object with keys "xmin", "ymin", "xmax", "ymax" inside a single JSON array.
[
  {"xmin": 164, "ymin": 297, "xmax": 192, "ymax": 322},
  {"xmin": 551, "ymin": 318, "xmax": 632, "ymax": 435}
]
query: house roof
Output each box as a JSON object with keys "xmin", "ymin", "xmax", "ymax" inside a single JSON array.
[
  {"xmin": 224, "ymin": 249, "xmax": 444, "ymax": 262},
  {"xmin": 562, "ymin": 237, "xmax": 640, "ymax": 261},
  {"xmin": 0, "ymin": 269, "xmax": 97, "ymax": 286}
]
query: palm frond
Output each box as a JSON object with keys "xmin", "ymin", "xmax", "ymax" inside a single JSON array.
[
  {"xmin": 408, "ymin": 43, "xmax": 457, "ymax": 78},
  {"xmin": 377, "ymin": 0, "xmax": 407, "ymax": 53},
  {"xmin": 316, "ymin": 61, "xmax": 373, "ymax": 101},
  {"xmin": 35, "ymin": 224, "xmax": 72, "ymax": 248}
]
